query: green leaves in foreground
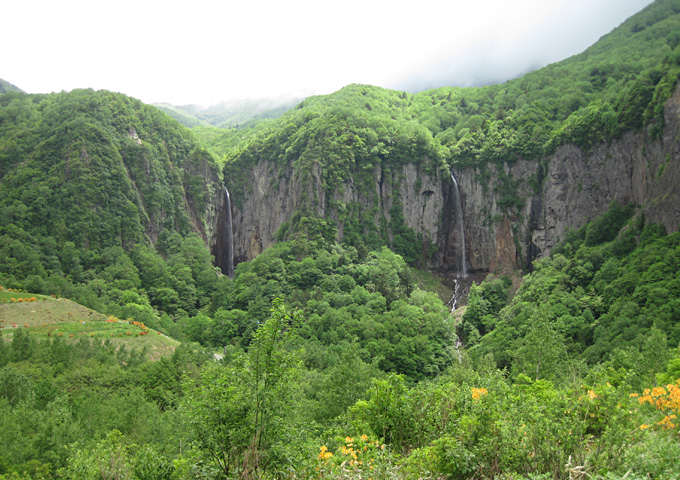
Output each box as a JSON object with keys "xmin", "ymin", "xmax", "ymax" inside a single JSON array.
[{"xmin": 182, "ymin": 299, "xmax": 302, "ymax": 478}]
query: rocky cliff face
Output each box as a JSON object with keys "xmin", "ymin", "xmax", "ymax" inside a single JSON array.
[
  {"xmin": 211, "ymin": 84, "xmax": 680, "ymax": 275},
  {"xmin": 530, "ymin": 85, "xmax": 680, "ymax": 259}
]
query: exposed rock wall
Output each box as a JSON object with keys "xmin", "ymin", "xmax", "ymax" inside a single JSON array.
[
  {"xmin": 211, "ymin": 85, "xmax": 680, "ymax": 274},
  {"xmin": 531, "ymin": 84, "xmax": 680, "ymax": 260}
]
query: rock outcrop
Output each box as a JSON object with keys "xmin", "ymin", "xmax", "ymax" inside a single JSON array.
[{"xmin": 211, "ymin": 85, "xmax": 680, "ymax": 275}]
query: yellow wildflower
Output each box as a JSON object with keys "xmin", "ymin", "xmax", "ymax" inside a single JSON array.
[
  {"xmin": 471, "ymin": 387, "xmax": 489, "ymax": 400},
  {"xmin": 317, "ymin": 445, "xmax": 333, "ymax": 461}
]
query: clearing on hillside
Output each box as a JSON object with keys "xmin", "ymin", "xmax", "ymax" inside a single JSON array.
[{"xmin": 0, "ymin": 288, "xmax": 179, "ymax": 359}]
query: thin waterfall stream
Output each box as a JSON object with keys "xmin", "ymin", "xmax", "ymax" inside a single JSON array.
[
  {"xmin": 450, "ymin": 172, "xmax": 467, "ymax": 277},
  {"xmin": 447, "ymin": 172, "xmax": 468, "ymax": 315},
  {"xmin": 223, "ymin": 185, "xmax": 234, "ymax": 279},
  {"xmin": 448, "ymin": 171, "xmax": 469, "ymax": 362}
]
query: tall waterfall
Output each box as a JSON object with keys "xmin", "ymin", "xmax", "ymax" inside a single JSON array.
[
  {"xmin": 447, "ymin": 172, "xmax": 468, "ymax": 315},
  {"xmin": 450, "ymin": 172, "xmax": 467, "ymax": 276},
  {"xmin": 223, "ymin": 185, "xmax": 234, "ymax": 279}
]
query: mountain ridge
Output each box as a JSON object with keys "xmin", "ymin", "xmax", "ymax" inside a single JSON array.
[{"xmin": 212, "ymin": 0, "xmax": 680, "ymax": 275}]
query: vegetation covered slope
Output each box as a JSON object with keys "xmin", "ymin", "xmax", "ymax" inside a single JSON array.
[
  {"xmin": 0, "ymin": 89, "xmax": 220, "ymax": 248},
  {"xmin": 0, "ymin": 79, "xmax": 23, "ymax": 95},
  {"xmin": 2, "ymin": 211, "xmax": 680, "ymax": 479},
  {"xmin": 154, "ymin": 96, "xmax": 304, "ymax": 129},
  {"xmin": 259, "ymin": 0, "xmax": 680, "ymax": 166},
  {"xmin": 0, "ymin": 89, "xmax": 226, "ymax": 330},
  {"xmin": 463, "ymin": 202, "xmax": 680, "ymax": 383},
  {"xmin": 218, "ymin": 0, "xmax": 680, "ymax": 266},
  {"xmin": 0, "ymin": 2, "xmax": 680, "ymax": 479}
]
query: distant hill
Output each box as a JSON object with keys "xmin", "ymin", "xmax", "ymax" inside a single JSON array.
[
  {"xmin": 154, "ymin": 96, "xmax": 304, "ymax": 128},
  {"xmin": 0, "ymin": 78, "xmax": 24, "ymax": 94}
]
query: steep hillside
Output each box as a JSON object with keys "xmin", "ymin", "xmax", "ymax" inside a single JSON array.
[
  {"xmin": 0, "ymin": 79, "xmax": 23, "ymax": 95},
  {"xmin": 0, "ymin": 288, "xmax": 179, "ymax": 359},
  {"xmin": 0, "ymin": 89, "xmax": 224, "ymax": 325},
  {"xmin": 0, "ymin": 89, "xmax": 222, "ymax": 248},
  {"xmin": 214, "ymin": 0, "xmax": 680, "ymax": 276}
]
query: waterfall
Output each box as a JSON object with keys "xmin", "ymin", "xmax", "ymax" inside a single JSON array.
[
  {"xmin": 224, "ymin": 185, "xmax": 234, "ymax": 279},
  {"xmin": 450, "ymin": 172, "xmax": 467, "ymax": 277}
]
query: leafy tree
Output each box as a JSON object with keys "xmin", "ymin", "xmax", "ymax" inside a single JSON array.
[{"xmin": 182, "ymin": 298, "xmax": 302, "ymax": 477}]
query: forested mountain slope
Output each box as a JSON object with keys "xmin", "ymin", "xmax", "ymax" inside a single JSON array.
[
  {"xmin": 1, "ymin": 2, "xmax": 680, "ymax": 479},
  {"xmin": 0, "ymin": 89, "xmax": 222, "ymax": 249},
  {"xmin": 0, "ymin": 89, "xmax": 225, "ymax": 321},
  {"xmin": 215, "ymin": 0, "xmax": 680, "ymax": 276},
  {"xmin": 0, "ymin": 79, "xmax": 23, "ymax": 95}
]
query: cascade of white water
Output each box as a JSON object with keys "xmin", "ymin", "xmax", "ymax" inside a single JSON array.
[
  {"xmin": 224, "ymin": 185, "xmax": 234, "ymax": 279},
  {"xmin": 450, "ymin": 172, "xmax": 467, "ymax": 277}
]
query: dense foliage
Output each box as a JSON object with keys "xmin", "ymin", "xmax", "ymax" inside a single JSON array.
[
  {"xmin": 0, "ymin": 89, "xmax": 225, "ymax": 330},
  {"xmin": 463, "ymin": 202, "xmax": 680, "ymax": 389},
  {"xmin": 0, "ymin": 88, "xmax": 218, "ymax": 248},
  {"xmin": 1, "ymin": 1, "xmax": 680, "ymax": 478},
  {"xmin": 3, "ymin": 256, "xmax": 680, "ymax": 479},
  {"xmin": 207, "ymin": 235, "xmax": 455, "ymax": 380},
  {"xmin": 212, "ymin": 0, "xmax": 680, "ymax": 260}
]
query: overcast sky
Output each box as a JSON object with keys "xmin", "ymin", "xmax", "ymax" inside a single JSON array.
[{"xmin": 3, "ymin": 0, "xmax": 653, "ymax": 106}]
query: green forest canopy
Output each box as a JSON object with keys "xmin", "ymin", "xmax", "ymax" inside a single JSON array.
[{"xmin": 1, "ymin": 1, "xmax": 680, "ymax": 478}]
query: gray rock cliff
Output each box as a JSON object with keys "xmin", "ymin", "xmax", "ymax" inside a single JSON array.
[{"xmin": 210, "ymin": 84, "xmax": 680, "ymax": 275}]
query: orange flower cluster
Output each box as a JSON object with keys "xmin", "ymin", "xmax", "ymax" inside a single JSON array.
[
  {"xmin": 635, "ymin": 382, "xmax": 680, "ymax": 430},
  {"xmin": 130, "ymin": 320, "xmax": 147, "ymax": 329},
  {"xmin": 130, "ymin": 320, "xmax": 149, "ymax": 333},
  {"xmin": 340, "ymin": 437, "xmax": 363, "ymax": 467},
  {"xmin": 316, "ymin": 434, "xmax": 384, "ymax": 473},
  {"xmin": 8, "ymin": 297, "xmax": 38, "ymax": 303},
  {"xmin": 472, "ymin": 387, "xmax": 489, "ymax": 400},
  {"xmin": 318, "ymin": 445, "xmax": 333, "ymax": 461},
  {"xmin": 106, "ymin": 316, "xmax": 120, "ymax": 323}
]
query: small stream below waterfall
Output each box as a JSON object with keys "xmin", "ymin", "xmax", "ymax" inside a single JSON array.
[{"xmin": 444, "ymin": 272, "xmax": 487, "ymax": 313}]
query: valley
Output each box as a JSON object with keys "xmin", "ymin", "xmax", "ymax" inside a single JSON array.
[{"xmin": 0, "ymin": 1, "xmax": 679, "ymax": 478}]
